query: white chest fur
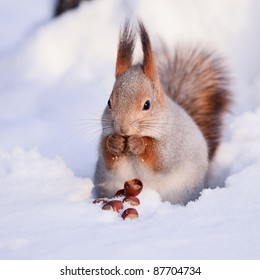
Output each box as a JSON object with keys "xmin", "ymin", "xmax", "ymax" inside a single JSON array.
[{"xmin": 114, "ymin": 154, "xmax": 207, "ymax": 204}]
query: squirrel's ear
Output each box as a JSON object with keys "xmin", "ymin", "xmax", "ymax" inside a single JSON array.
[
  {"xmin": 139, "ymin": 21, "xmax": 157, "ymax": 83},
  {"xmin": 115, "ymin": 21, "xmax": 136, "ymax": 78},
  {"xmin": 139, "ymin": 21, "xmax": 164, "ymax": 103}
]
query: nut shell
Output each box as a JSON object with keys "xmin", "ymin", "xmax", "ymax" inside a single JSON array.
[
  {"xmin": 121, "ymin": 208, "xmax": 139, "ymax": 220},
  {"xmin": 102, "ymin": 200, "xmax": 123, "ymax": 212},
  {"xmin": 93, "ymin": 198, "xmax": 108, "ymax": 204},
  {"xmin": 124, "ymin": 178, "xmax": 143, "ymax": 196},
  {"xmin": 123, "ymin": 196, "xmax": 140, "ymax": 206},
  {"xmin": 114, "ymin": 189, "xmax": 126, "ymax": 197}
]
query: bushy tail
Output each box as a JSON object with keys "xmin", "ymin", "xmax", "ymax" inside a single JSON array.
[{"xmin": 157, "ymin": 46, "xmax": 231, "ymax": 160}]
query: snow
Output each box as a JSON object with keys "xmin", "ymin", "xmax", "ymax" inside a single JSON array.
[{"xmin": 0, "ymin": 0, "xmax": 260, "ymax": 259}]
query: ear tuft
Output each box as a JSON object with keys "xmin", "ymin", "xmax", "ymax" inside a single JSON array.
[
  {"xmin": 139, "ymin": 20, "xmax": 157, "ymax": 82},
  {"xmin": 115, "ymin": 20, "xmax": 136, "ymax": 78}
]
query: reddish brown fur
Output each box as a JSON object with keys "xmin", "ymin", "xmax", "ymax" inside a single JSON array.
[
  {"xmin": 126, "ymin": 135, "xmax": 146, "ymax": 156},
  {"xmin": 101, "ymin": 135, "xmax": 125, "ymax": 170},
  {"xmin": 158, "ymin": 47, "xmax": 231, "ymax": 159},
  {"xmin": 102, "ymin": 134, "xmax": 162, "ymax": 173},
  {"xmin": 137, "ymin": 137, "xmax": 163, "ymax": 173},
  {"xmin": 138, "ymin": 22, "xmax": 165, "ymax": 106},
  {"xmin": 115, "ymin": 21, "xmax": 136, "ymax": 78},
  {"xmin": 139, "ymin": 21, "xmax": 157, "ymax": 83}
]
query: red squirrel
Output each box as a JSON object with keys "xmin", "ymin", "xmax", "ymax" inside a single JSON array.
[{"xmin": 94, "ymin": 21, "xmax": 231, "ymax": 204}]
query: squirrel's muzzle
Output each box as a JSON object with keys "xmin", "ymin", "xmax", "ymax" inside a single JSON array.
[{"xmin": 113, "ymin": 121, "xmax": 133, "ymax": 136}]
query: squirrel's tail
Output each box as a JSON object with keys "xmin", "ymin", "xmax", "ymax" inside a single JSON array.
[{"xmin": 157, "ymin": 46, "xmax": 231, "ymax": 160}]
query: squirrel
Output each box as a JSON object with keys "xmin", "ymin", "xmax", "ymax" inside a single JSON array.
[{"xmin": 94, "ymin": 20, "xmax": 231, "ymax": 205}]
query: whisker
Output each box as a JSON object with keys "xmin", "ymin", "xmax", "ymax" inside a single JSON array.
[
  {"xmin": 68, "ymin": 126, "xmax": 101, "ymax": 141},
  {"xmin": 136, "ymin": 115, "xmax": 172, "ymax": 138},
  {"xmin": 67, "ymin": 119, "xmax": 102, "ymax": 124}
]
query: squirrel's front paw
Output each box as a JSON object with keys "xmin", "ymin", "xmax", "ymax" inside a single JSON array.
[
  {"xmin": 127, "ymin": 135, "xmax": 145, "ymax": 156},
  {"xmin": 106, "ymin": 134, "xmax": 127, "ymax": 156}
]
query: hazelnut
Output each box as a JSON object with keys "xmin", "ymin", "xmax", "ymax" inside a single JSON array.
[
  {"xmin": 124, "ymin": 178, "xmax": 143, "ymax": 196},
  {"xmin": 102, "ymin": 200, "xmax": 123, "ymax": 212},
  {"xmin": 121, "ymin": 208, "xmax": 139, "ymax": 220},
  {"xmin": 114, "ymin": 189, "xmax": 126, "ymax": 197},
  {"xmin": 93, "ymin": 198, "xmax": 108, "ymax": 204},
  {"xmin": 123, "ymin": 196, "xmax": 140, "ymax": 206}
]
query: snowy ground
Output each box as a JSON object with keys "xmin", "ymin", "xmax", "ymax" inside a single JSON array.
[{"xmin": 0, "ymin": 0, "xmax": 260, "ymax": 259}]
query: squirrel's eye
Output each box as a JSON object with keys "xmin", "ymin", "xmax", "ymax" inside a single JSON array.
[
  {"xmin": 142, "ymin": 100, "xmax": 150, "ymax": 111},
  {"xmin": 107, "ymin": 99, "xmax": 112, "ymax": 109}
]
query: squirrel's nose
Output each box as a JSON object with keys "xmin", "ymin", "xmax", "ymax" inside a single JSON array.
[
  {"xmin": 114, "ymin": 122, "xmax": 129, "ymax": 135},
  {"xmin": 119, "ymin": 126, "xmax": 130, "ymax": 135},
  {"xmin": 113, "ymin": 121, "xmax": 131, "ymax": 135}
]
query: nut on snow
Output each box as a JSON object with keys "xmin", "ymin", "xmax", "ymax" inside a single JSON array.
[
  {"xmin": 121, "ymin": 208, "xmax": 139, "ymax": 220},
  {"xmin": 124, "ymin": 178, "xmax": 143, "ymax": 196},
  {"xmin": 102, "ymin": 200, "xmax": 123, "ymax": 212},
  {"xmin": 114, "ymin": 189, "xmax": 126, "ymax": 197},
  {"xmin": 93, "ymin": 198, "xmax": 108, "ymax": 204},
  {"xmin": 123, "ymin": 196, "xmax": 140, "ymax": 206}
]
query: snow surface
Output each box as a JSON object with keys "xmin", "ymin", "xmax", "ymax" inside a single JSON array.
[{"xmin": 0, "ymin": 0, "xmax": 260, "ymax": 259}]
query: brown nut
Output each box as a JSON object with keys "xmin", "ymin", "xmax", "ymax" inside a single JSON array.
[
  {"xmin": 93, "ymin": 198, "xmax": 108, "ymax": 204},
  {"xmin": 121, "ymin": 208, "xmax": 139, "ymax": 220},
  {"xmin": 102, "ymin": 200, "xmax": 123, "ymax": 212},
  {"xmin": 114, "ymin": 189, "xmax": 126, "ymax": 197},
  {"xmin": 123, "ymin": 196, "xmax": 140, "ymax": 206},
  {"xmin": 124, "ymin": 178, "xmax": 143, "ymax": 196}
]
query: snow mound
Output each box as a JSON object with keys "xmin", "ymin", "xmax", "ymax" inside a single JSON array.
[{"xmin": 1, "ymin": 130, "xmax": 260, "ymax": 259}]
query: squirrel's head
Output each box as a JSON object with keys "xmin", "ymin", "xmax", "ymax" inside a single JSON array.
[{"xmin": 103, "ymin": 21, "xmax": 166, "ymax": 138}]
